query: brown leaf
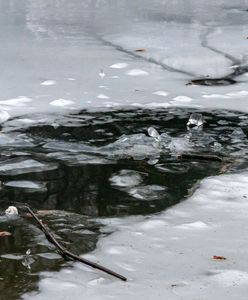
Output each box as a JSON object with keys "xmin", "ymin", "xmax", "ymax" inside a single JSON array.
[
  {"xmin": 134, "ymin": 48, "xmax": 146, "ymax": 52},
  {"xmin": 213, "ymin": 255, "xmax": 227, "ymax": 260},
  {"xmin": 0, "ymin": 231, "xmax": 12, "ymax": 237}
]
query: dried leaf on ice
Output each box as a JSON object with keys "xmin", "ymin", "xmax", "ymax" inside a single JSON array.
[{"xmin": 213, "ymin": 255, "xmax": 227, "ymax": 260}]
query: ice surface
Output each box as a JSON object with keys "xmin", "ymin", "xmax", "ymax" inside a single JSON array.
[{"xmin": 1, "ymin": 0, "xmax": 248, "ymax": 122}]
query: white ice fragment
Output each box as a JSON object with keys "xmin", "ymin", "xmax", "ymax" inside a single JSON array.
[
  {"xmin": 99, "ymin": 69, "xmax": 105, "ymax": 79},
  {"xmin": 87, "ymin": 277, "xmax": 105, "ymax": 286},
  {"xmin": 173, "ymin": 96, "xmax": 192, "ymax": 102},
  {"xmin": 147, "ymin": 127, "xmax": 161, "ymax": 142},
  {"xmin": 187, "ymin": 113, "xmax": 203, "ymax": 129},
  {"xmin": 4, "ymin": 180, "xmax": 45, "ymax": 190},
  {"xmin": 153, "ymin": 91, "xmax": 168, "ymax": 97},
  {"xmin": 5, "ymin": 206, "xmax": 18, "ymax": 216},
  {"xmin": 109, "ymin": 63, "xmax": 128, "ymax": 69},
  {"xmin": 128, "ymin": 185, "xmax": 167, "ymax": 200},
  {"xmin": 67, "ymin": 78, "xmax": 76, "ymax": 81},
  {"xmin": 109, "ymin": 169, "xmax": 143, "ymax": 188},
  {"xmin": 147, "ymin": 158, "xmax": 159, "ymax": 165},
  {"xmin": 126, "ymin": 69, "xmax": 149, "ymax": 76},
  {"xmin": 50, "ymin": 99, "xmax": 75, "ymax": 107},
  {"xmin": 97, "ymin": 94, "xmax": 110, "ymax": 99},
  {"xmin": 211, "ymin": 142, "xmax": 222, "ymax": 151},
  {"xmin": 40, "ymin": 80, "xmax": 56, "ymax": 86}
]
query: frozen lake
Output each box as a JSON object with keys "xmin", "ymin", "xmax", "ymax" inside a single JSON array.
[{"xmin": 1, "ymin": 1, "xmax": 248, "ymax": 299}]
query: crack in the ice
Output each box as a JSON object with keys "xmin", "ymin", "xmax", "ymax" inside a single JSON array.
[
  {"xmin": 187, "ymin": 27, "xmax": 248, "ymax": 86},
  {"xmin": 97, "ymin": 35, "xmax": 195, "ymax": 77}
]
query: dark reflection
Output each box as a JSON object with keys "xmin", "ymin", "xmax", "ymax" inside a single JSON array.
[
  {"xmin": 1, "ymin": 107, "xmax": 248, "ymax": 300},
  {"xmin": 187, "ymin": 77, "xmax": 237, "ymax": 86}
]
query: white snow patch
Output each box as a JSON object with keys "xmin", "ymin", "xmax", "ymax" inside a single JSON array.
[
  {"xmin": 202, "ymin": 94, "xmax": 231, "ymax": 99},
  {"xmin": 97, "ymin": 94, "xmax": 110, "ymax": 99},
  {"xmin": 50, "ymin": 99, "xmax": 75, "ymax": 107},
  {"xmin": 40, "ymin": 80, "xmax": 56, "ymax": 86},
  {"xmin": 176, "ymin": 221, "xmax": 209, "ymax": 230},
  {"xmin": 126, "ymin": 69, "xmax": 149, "ymax": 76},
  {"xmin": 173, "ymin": 96, "xmax": 192, "ymax": 102},
  {"xmin": 109, "ymin": 63, "xmax": 128, "ymax": 69},
  {"xmin": 153, "ymin": 90, "xmax": 168, "ymax": 97}
]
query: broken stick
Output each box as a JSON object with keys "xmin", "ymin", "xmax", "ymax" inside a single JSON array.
[{"xmin": 21, "ymin": 205, "xmax": 127, "ymax": 282}]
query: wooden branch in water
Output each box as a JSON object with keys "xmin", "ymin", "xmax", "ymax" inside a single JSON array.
[
  {"xmin": 21, "ymin": 205, "xmax": 127, "ymax": 282},
  {"xmin": 178, "ymin": 153, "xmax": 223, "ymax": 162}
]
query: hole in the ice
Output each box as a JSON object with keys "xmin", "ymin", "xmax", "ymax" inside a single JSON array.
[{"xmin": 187, "ymin": 77, "xmax": 237, "ymax": 86}]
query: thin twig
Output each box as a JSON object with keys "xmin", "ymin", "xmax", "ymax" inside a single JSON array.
[
  {"xmin": 178, "ymin": 153, "xmax": 223, "ymax": 162},
  {"xmin": 20, "ymin": 205, "xmax": 127, "ymax": 281}
]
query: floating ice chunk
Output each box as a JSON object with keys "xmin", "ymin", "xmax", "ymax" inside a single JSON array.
[
  {"xmin": 187, "ymin": 113, "xmax": 203, "ymax": 129},
  {"xmin": 126, "ymin": 69, "xmax": 149, "ymax": 76},
  {"xmin": 40, "ymin": 80, "xmax": 56, "ymax": 86},
  {"xmin": 97, "ymin": 94, "xmax": 110, "ymax": 99},
  {"xmin": 67, "ymin": 78, "xmax": 76, "ymax": 81},
  {"xmin": 147, "ymin": 158, "xmax": 159, "ymax": 165},
  {"xmin": 50, "ymin": 99, "xmax": 75, "ymax": 107},
  {"xmin": 147, "ymin": 127, "xmax": 161, "ymax": 142},
  {"xmin": 0, "ymin": 158, "xmax": 57, "ymax": 176},
  {"xmin": 5, "ymin": 206, "xmax": 18, "ymax": 216},
  {"xmin": 169, "ymin": 137, "xmax": 192, "ymax": 152},
  {"xmin": 99, "ymin": 69, "xmax": 105, "ymax": 79},
  {"xmin": 109, "ymin": 63, "xmax": 128, "ymax": 69},
  {"xmin": 109, "ymin": 169, "xmax": 144, "ymax": 188},
  {"xmin": 128, "ymin": 185, "xmax": 167, "ymax": 200},
  {"xmin": 173, "ymin": 96, "xmax": 192, "ymax": 102},
  {"xmin": 101, "ymin": 133, "xmax": 162, "ymax": 160},
  {"xmin": 176, "ymin": 221, "xmax": 209, "ymax": 229},
  {"xmin": 0, "ymin": 111, "xmax": 10, "ymax": 123},
  {"xmin": 4, "ymin": 180, "xmax": 47, "ymax": 192},
  {"xmin": 230, "ymin": 128, "xmax": 246, "ymax": 139},
  {"xmin": 211, "ymin": 142, "xmax": 222, "ymax": 152},
  {"xmin": 153, "ymin": 91, "xmax": 168, "ymax": 97}
]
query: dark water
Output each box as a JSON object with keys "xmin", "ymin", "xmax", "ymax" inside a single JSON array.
[{"xmin": 0, "ymin": 108, "xmax": 248, "ymax": 299}]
